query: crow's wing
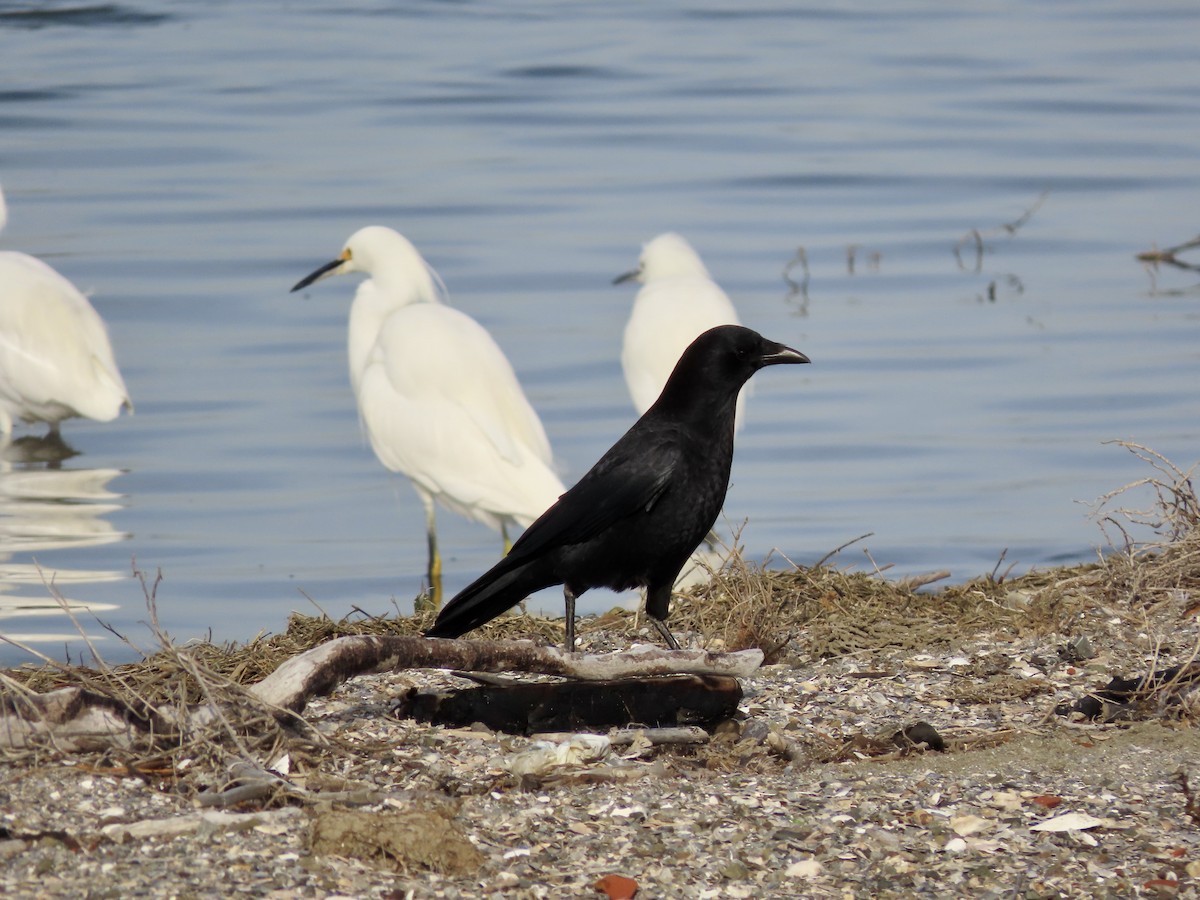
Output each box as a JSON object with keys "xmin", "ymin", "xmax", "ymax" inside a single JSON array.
[{"xmin": 504, "ymin": 427, "xmax": 684, "ymax": 563}]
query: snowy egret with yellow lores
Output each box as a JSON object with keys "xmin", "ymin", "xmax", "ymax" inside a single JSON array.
[
  {"xmin": 614, "ymin": 232, "xmax": 746, "ymax": 431},
  {"xmin": 291, "ymin": 226, "xmax": 565, "ymax": 608}
]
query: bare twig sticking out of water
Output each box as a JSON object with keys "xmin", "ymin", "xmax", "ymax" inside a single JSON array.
[
  {"xmin": 956, "ymin": 230, "xmax": 985, "ymax": 272},
  {"xmin": 782, "ymin": 246, "xmax": 810, "ymax": 315},
  {"xmin": 781, "ymin": 243, "xmax": 883, "ymax": 316},
  {"xmin": 1137, "ymin": 235, "xmax": 1200, "ymax": 271},
  {"xmin": 845, "ymin": 244, "xmax": 882, "ymax": 276},
  {"xmin": 983, "ymin": 273, "xmax": 1025, "ymax": 304},
  {"xmin": 955, "ymin": 189, "xmax": 1051, "ymax": 274},
  {"xmin": 1137, "ymin": 235, "xmax": 1200, "ymax": 295},
  {"xmin": 999, "ymin": 190, "xmax": 1050, "ymax": 236}
]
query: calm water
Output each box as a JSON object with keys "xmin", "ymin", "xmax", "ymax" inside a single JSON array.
[{"xmin": 1, "ymin": 1, "xmax": 1198, "ymax": 664}]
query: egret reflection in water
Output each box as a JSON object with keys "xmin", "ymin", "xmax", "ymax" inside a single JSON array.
[{"xmin": 0, "ymin": 441, "xmax": 128, "ymax": 651}]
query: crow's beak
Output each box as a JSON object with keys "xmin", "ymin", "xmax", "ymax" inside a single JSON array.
[
  {"xmin": 763, "ymin": 344, "xmax": 810, "ymax": 366},
  {"xmin": 291, "ymin": 256, "xmax": 345, "ymax": 293}
]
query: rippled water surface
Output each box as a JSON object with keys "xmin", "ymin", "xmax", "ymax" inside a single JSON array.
[{"xmin": 1, "ymin": 1, "xmax": 1198, "ymax": 663}]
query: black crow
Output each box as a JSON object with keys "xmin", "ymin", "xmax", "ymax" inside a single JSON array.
[{"xmin": 426, "ymin": 324, "xmax": 810, "ymax": 649}]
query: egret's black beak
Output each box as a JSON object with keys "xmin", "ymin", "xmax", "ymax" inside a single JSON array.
[
  {"xmin": 291, "ymin": 258, "xmax": 343, "ymax": 293},
  {"xmin": 612, "ymin": 267, "xmax": 641, "ymax": 286}
]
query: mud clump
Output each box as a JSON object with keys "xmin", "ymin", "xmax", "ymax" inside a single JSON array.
[{"xmin": 308, "ymin": 807, "xmax": 483, "ymax": 875}]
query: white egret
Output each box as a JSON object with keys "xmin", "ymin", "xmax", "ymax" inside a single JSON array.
[
  {"xmin": 614, "ymin": 232, "xmax": 746, "ymax": 430},
  {"xmin": 0, "ymin": 185, "xmax": 132, "ymax": 444},
  {"xmin": 291, "ymin": 226, "xmax": 565, "ymax": 607}
]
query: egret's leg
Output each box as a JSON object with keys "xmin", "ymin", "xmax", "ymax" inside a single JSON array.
[
  {"xmin": 563, "ymin": 585, "xmax": 577, "ymax": 651},
  {"xmin": 415, "ymin": 490, "xmax": 442, "ymax": 613},
  {"xmin": 427, "ymin": 523, "xmax": 442, "ymax": 607}
]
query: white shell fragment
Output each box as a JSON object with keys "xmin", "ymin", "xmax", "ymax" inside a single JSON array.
[{"xmin": 1031, "ymin": 812, "xmax": 1108, "ymax": 832}]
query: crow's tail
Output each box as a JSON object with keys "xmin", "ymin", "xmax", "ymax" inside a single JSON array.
[{"xmin": 425, "ymin": 557, "xmax": 557, "ymax": 639}]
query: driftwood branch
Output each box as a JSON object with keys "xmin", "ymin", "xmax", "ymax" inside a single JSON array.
[
  {"xmin": 0, "ymin": 686, "xmax": 164, "ymax": 752},
  {"xmin": 0, "ymin": 637, "xmax": 763, "ymax": 750},
  {"xmin": 250, "ymin": 636, "xmax": 764, "ymax": 714}
]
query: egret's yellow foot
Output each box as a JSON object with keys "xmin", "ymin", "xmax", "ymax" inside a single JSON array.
[{"xmin": 415, "ymin": 536, "xmax": 443, "ymax": 614}]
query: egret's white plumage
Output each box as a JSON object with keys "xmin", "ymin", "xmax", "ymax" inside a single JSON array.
[
  {"xmin": 612, "ymin": 232, "xmax": 748, "ymax": 583},
  {"xmin": 615, "ymin": 232, "xmax": 746, "ymax": 429},
  {"xmin": 291, "ymin": 226, "xmax": 564, "ymax": 605},
  {"xmin": 0, "ymin": 185, "xmax": 131, "ymax": 442}
]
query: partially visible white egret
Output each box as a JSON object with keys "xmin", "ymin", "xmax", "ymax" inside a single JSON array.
[
  {"xmin": 291, "ymin": 226, "xmax": 565, "ymax": 607},
  {"xmin": 0, "ymin": 185, "xmax": 132, "ymax": 444},
  {"xmin": 614, "ymin": 232, "xmax": 746, "ymax": 430}
]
